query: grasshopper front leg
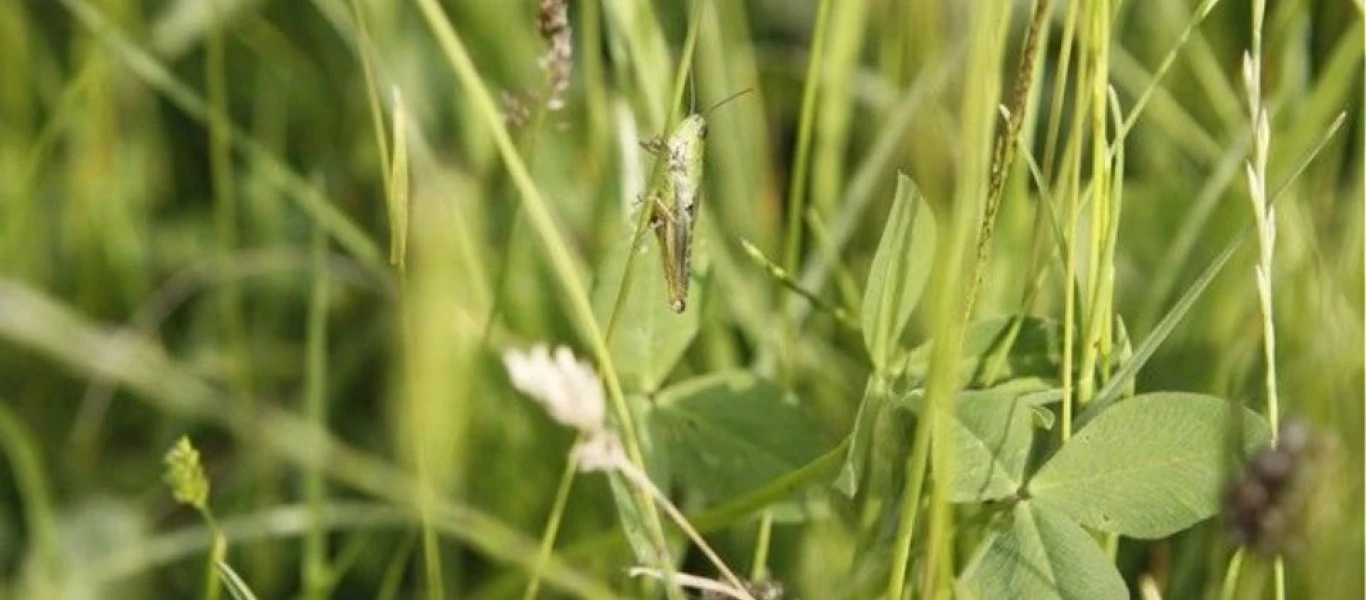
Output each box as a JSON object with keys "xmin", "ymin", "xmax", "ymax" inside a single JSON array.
[{"xmin": 639, "ymin": 136, "xmax": 667, "ymax": 155}]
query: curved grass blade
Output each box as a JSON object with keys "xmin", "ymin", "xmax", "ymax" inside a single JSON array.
[
  {"xmin": 1078, "ymin": 112, "xmax": 1348, "ymax": 428},
  {"xmin": 216, "ymin": 561, "xmax": 262, "ymax": 600}
]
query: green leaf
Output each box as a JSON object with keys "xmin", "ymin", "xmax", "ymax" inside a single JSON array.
[
  {"xmin": 862, "ymin": 173, "xmax": 936, "ymax": 372},
  {"xmin": 217, "ymin": 561, "xmax": 263, "ymax": 600},
  {"xmin": 607, "ymin": 391, "xmax": 673, "ymax": 566},
  {"xmin": 591, "ymin": 230, "xmax": 702, "ymax": 392},
  {"xmin": 1077, "ymin": 239, "xmax": 1239, "ymax": 428},
  {"xmin": 894, "ymin": 379, "xmax": 1051, "ymax": 502},
  {"xmin": 906, "ymin": 315, "xmax": 1063, "ymax": 387},
  {"xmin": 649, "ymin": 371, "xmax": 833, "ymax": 502},
  {"xmin": 1028, "ymin": 392, "xmax": 1271, "ymax": 538},
  {"xmin": 958, "ymin": 501, "xmax": 1127, "ymax": 600},
  {"xmin": 833, "ymin": 378, "xmax": 885, "ymax": 497},
  {"xmin": 606, "ymin": 472, "xmax": 667, "ymax": 565},
  {"xmin": 690, "ymin": 439, "xmax": 848, "ymax": 532},
  {"xmin": 947, "ymin": 387, "xmax": 1042, "ymax": 502},
  {"xmin": 1111, "ymin": 315, "xmax": 1134, "ymax": 370}
]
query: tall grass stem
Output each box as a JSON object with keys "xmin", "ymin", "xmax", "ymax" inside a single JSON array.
[{"xmin": 411, "ymin": 0, "xmax": 676, "ymax": 585}]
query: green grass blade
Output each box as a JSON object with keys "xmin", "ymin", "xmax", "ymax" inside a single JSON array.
[
  {"xmin": 216, "ymin": 561, "xmax": 262, "ymax": 600},
  {"xmin": 1080, "ymin": 110, "xmax": 1350, "ymax": 428},
  {"xmin": 57, "ymin": 0, "xmax": 387, "ymax": 274}
]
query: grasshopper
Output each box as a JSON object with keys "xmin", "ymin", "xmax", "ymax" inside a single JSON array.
[{"xmin": 640, "ymin": 89, "xmax": 751, "ymax": 313}]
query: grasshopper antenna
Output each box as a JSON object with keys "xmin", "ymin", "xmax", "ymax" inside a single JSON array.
[
  {"xmin": 701, "ymin": 88, "xmax": 754, "ymax": 118},
  {"xmin": 688, "ymin": 69, "xmax": 698, "ymax": 114}
]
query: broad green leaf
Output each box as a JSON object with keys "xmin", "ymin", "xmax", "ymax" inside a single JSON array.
[
  {"xmin": 947, "ymin": 387, "xmax": 1041, "ymax": 501},
  {"xmin": 690, "ymin": 439, "xmax": 848, "ymax": 532},
  {"xmin": 895, "ymin": 379, "xmax": 1051, "ymax": 502},
  {"xmin": 1029, "ymin": 392, "xmax": 1271, "ymax": 538},
  {"xmin": 649, "ymin": 371, "xmax": 833, "ymax": 502},
  {"xmin": 861, "ymin": 173, "xmax": 936, "ymax": 372},
  {"xmin": 591, "ymin": 230, "xmax": 702, "ymax": 392},
  {"xmin": 958, "ymin": 501, "xmax": 1127, "ymax": 600},
  {"xmin": 906, "ymin": 315, "xmax": 1063, "ymax": 387}
]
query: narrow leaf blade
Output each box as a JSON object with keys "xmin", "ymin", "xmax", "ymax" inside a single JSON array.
[
  {"xmin": 217, "ymin": 561, "xmax": 263, "ymax": 600},
  {"xmin": 833, "ymin": 378, "xmax": 885, "ymax": 497}
]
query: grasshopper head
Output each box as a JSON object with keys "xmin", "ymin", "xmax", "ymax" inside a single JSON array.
[{"xmin": 673, "ymin": 114, "xmax": 708, "ymax": 147}]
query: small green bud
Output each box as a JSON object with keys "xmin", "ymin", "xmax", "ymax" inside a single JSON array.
[{"xmin": 163, "ymin": 436, "xmax": 210, "ymax": 511}]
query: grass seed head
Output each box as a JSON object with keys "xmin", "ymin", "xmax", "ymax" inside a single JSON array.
[
  {"xmin": 1223, "ymin": 419, "xmax": 1334, "ymax": 557},
  {"xmin": 536, "ymin": 0, "xmax": 572, "ymax": 111},
  {"xmin": 163, "ymin": 436, "xmax": 210, "ymax": 512}
]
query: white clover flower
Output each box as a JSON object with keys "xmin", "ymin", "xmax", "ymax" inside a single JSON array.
[
  {"xmin": 572, "ymin": 431, "xmax": 628, "ymax": 473},
  {"xmin": 504, "ymin": 349, "xmax": 754, "ymax": 599},
  {"xmin": 503, "ymin": 344, "xmax": 606, "ymax": 435}
]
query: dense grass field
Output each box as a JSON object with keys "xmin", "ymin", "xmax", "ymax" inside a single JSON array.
[{"xmin": 0, "ymin": 0, "xmax": 1362, "ymax": 598}]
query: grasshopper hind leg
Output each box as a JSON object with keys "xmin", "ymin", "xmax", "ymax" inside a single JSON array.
[{"xmin": 627, "ymin": 192, "xmax": 672, "ymax": 256}]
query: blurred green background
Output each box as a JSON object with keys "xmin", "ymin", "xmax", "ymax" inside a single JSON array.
[{"xmin": 0, "ymin": 0, "xmax": 1361, "ymax": 598}]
